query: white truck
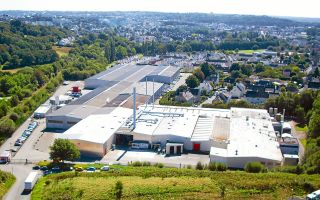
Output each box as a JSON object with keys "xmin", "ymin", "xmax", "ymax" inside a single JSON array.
[
  {"xmin": 0, "ymin": 150, "xmax": 11, "ymax": 164},
  {"xmin": 24, "ymin": 171, "xmax": 39, "ymax": 191}
]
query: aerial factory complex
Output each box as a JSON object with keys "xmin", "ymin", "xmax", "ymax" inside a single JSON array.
[{"xmin": 46, "ymin": 60, "xmax": 289, "ymax": 169}]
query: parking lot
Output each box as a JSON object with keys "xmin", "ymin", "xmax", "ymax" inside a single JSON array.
[
  {"xmin": 102, "ymin": 149, "xmax": 210, "ymax": 168},
  {"xmin": 0, "ymin": 81, "xmax": 86, "ymax": 200}
]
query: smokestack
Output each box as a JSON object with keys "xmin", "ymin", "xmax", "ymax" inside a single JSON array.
[
  {"xmin": 152, "ymin": 78, "xmax": 155, "ymax": 108},
  {"xmin": 145, "ymin": 77, "xmax": 148, "ymax": 96},
  {"xmin": 133, "ymin": 87, "xmax": 136, "ymax": 129}
]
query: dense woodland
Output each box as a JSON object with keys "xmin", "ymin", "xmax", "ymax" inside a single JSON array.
[
  {"xmin": 0, "ymin": 21, "xmax": 136, "ymax": 142},
  {"xmin": 0, "ymin": 20, "xmax": 69, "ymax": 69}
]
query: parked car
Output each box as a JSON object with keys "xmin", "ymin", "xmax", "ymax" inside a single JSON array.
[
  {"xmin": 26, "ymin": 128, "xmax": 33, "ymax": 133},
  {"xmin": 40, "ymin": 166, "xmax": 48, "ymax": 171},
  {"xmin": 23, "ymin": 130, "xmax": 31, "ymax": 136},
  {"xmin": 14, "ymin": 141, "xmax": 22, "ymax": 146},
  {"xmin": 75, "ymin": 167, "xmax": 83, "ymax": 172},
  {"xmin": 51, "ymin": 167, "xmax": 61, "ymax": 173},
  {"xmin": 100, "ymin": 165, "xmax": 110, "ymax": 171},
  {"xmin": 86, "ymin": 167, "xmax": 96, "ymax": 172},
  {"xmin": 32, "ymin": 166, "xmax": 40, "ymax": 170},
  {"xmin": 63, "ymin": 166, "xmax": 74, "ymax": 171},
  {"xmin": 43, "ymin": 170, "xmax": 52, "ymax": 176}
]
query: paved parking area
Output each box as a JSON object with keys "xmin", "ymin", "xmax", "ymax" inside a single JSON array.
[{"xmin": 102, "ymin": 149, "xmax": 210, "ymax": 167}]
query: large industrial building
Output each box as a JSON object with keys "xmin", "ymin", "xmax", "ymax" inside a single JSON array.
[
  {"xmin": 58, "ymin": 103, "xmax": 283, "ymax": 168},
  {"xmin": 46, "ymin": 63, "xmax": 180, "ymax": 129}
]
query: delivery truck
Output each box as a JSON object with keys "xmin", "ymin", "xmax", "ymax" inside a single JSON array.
[{"xmin": 24, "ymin": 171, "xmax": 39, "ymax": 191}]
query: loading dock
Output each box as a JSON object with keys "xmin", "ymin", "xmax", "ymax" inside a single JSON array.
[
  {"xmin": 115, "ymin": 134, "xmax": 133, "ymax": 146},
  {"xmin": 166, "ymin": 143, "xmax": 183, "ymax": 155}
]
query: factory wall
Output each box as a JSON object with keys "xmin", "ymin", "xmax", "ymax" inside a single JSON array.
[
  {"xmin": 226, "ymin": 156, "xmax": 282, "ymax": 169},
  {"xmin": 46, "ymin": 115, "xmax": 81, "ymax": 130},
  {"xmin": 145, "ymin": 69, "xmax": 180, "ymax": 84},
  {"xmin": 145, "ymin": 84, "xmax": 165, "ymax": 104},
  {"xmin": 71, "ymin": 139, "xmax": 105, "ymax": 158}
]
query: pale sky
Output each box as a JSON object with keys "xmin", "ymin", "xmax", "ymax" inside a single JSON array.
[{"xmin": 1, "ymin": 0, "xmax": 319, "ymax": 18}]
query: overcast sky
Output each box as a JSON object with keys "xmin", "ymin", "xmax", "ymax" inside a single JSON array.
[{"xmin": 1, "ymin": 0, "xmax": 319, "ymax": 18}]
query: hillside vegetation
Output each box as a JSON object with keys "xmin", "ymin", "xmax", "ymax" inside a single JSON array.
[
  {"xmin": 0, "ymin": 21, "xmax": 137, "ymax": 143},
  {"xmin": 0, "ymin": 170, "xmax": 15, "ymax": 199},
  {"xmin": 32, "ymin": 166, "xmax": 320, "ymax": 200}
]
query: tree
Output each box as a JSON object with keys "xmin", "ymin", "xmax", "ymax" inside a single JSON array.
[
  {"xmin": 0, "ymin": 118, "xmax": 15, "ymax": 137},
  {"xmin": 49, "ymin": 139, "xmax": 80, "ymax": 162},
  {"xmin": 230, "ymin": 63, "xmax": 240, "ymax": 72},
  {"xmin": 295, "ymin": 106, "xmax": 306, "ymax": 124},
  {"xmin": 185, "ymin": 75, "xmax": 200, "ymax": 88},
  {"xmin": 175, "ymin": 85, "xmax": 188, "ymax": 95},
  {"xmin": 314, "ymin": 67, "xmax": 320, "ymax": 77},
  {"xmin": 200, "ymin": 62, "xmax": 215, "ymax": 78},
  {"xmin": 114, "ymin": 181, "xmax": 123, "ymax": 200},
  {"xmin": 252, "ymin": 44, "xmax": 259, "ymax": 50},
  {"xmin": 193, "ymin": 68, "xmax": 205, "ymax": 82}
]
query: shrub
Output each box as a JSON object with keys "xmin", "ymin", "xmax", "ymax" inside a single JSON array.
[
  {"xmin": 37, "ymin": 160, "xmax": 51, "ymax": 167},
  {"xmin": 142, "ymin": 161, "xmax": 151, "ymax": 166},
  {"xmin": 131, "ymin": 161, "xmax": 142, "ymax": 167},
  {"xmin": 114, "ymin": 181, "xmax": 123, "ymax": 200},
  {"xmin": 154, "ymin": 163, "xmax": 164, "ymax": 168},
  {"xmin": 216, "ymin": 163, "xmax": 227, "ymax": 171},
  {"xmin": 196, "ymin": 162, "xmax": 204, "ymax": 170},
  {"xmin": 8, "ymin": 112, "xmax": 19, "ymax": 122},
  {"xmin": 186, "ymin": 165, "xmax": 192, "ymax": 169},
  {"xmin": 245, "ymin": 162, "xmax": 265, "ymax": 173},
  {"xmin": 208, "ymin": 163, "xmax": 217, "ymax": 171}
]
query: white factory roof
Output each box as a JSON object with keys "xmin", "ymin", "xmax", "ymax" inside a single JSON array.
[
  {"xmin": 121, "ymin": 81, "xmax": 164, "ymax": 96},
  {"xmin": 132, "ymin": 106, "xmax": 282, "ymax": 163},
  {"xmin": 34, "ymin": 104, "xmax": 51, "ymax": 114},
  {"xmin": 131, "ymin": 105, "xmax": 230, "ymax": 138},
  {"xmin": 59, "ymin": 107, "xmax": 132, "ymax": 144},
  {"xmin": 226, "ymin": 108, "xmax": 282, "ymax": 161}
]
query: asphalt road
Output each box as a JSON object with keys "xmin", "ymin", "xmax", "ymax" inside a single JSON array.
[
  {"xmin": 0, "ymin": 81, "xmax": 84, "ymax": 200},
  {"xmin": 0, "ymin": 164, "xmax": 34, "ymax": 200}
]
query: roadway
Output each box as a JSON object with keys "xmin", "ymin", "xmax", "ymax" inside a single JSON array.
[{"xmin": 0, "ymin": 81, "xmax": 84, "ymax": 200}]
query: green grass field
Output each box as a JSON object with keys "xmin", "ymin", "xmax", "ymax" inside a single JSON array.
[
  {"xmin": 238, "ymin": 49, "xmax": 266, "ymax": 54},
  {"xmin": 0, "ymin": 170, "xmax": 15, "ymax": 199},
  {"xmin": 52, "ymin": 46, "xmax": 72, "ymax": 58},
  {"xmin": 31, "ymin": 166, "xmax": 320, "ymax": 200}
]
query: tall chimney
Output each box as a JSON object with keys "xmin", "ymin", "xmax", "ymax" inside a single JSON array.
[
  {"xmin": 133, "ymin": 87, "xmax": 136, "ymax": 129},
  {"xmin": 152, "ymin": 78, "xmax": 155, "ymax": 108}
]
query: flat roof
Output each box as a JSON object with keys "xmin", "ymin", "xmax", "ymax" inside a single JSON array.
[
  {"xmin": 59, "ymin": 107, "xmax": 132, "ymax": 144},
  {"xmin": 34, "ymin": 104, "xmax": 51, "ymax": 114},
  {"xmin": 228, "ymin": 107, "xmax": 282, "ymax": 162}
]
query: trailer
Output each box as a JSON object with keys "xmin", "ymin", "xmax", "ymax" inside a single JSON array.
[
  {"xmin": 24, "ymin": 171, "xmax": 39, "ymax": 191},
  {"xmin": 0, "ymin": 150, "xmax": 11, "ymax": 164}
]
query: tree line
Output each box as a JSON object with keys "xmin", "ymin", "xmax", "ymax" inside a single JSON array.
[{"xmin": 0, "ymin": 20, "xmax": 69, "ymax": 69}]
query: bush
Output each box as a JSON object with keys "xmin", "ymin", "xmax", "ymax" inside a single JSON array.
[
  {"xmin": 216, "ymin": 163, "xmax": 227, "ymax": 171},
  {"xmin": 114, "ymin": 181, "xmax": 123, "ymax": 200},
  {"xmin": 142, "ymin": 161, "xmax": 151, "ymax": 166},
  {"xmin": 154, "ymin": 163, "xmax": 164, "ymax": 168},
  {"xmin": 208, "ymin": 163, "xmax": 217, "ymax": 171},
  {"xmin": 245, "ymin": 162, "xmax": 265, "ymax": 173},
  {"xmin": 186, "ymin": 165, "xmax": 192, "ymax": 169},
  {"xmin": 8, "ymin": 112, "xmax": 19, "ymax": 122},
  {"xmin": 196, "ymin": 162, "xmax": 204, "ymax": 170},
  {"xmin": 131, "ymin": 161, "xmax": 142, "ymax": 167}
]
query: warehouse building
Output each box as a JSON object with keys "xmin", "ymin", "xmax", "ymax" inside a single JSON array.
[
  {"xmin": 46, "ymin": 62, "xmax": 179, "ymax": 130},
  {"xmin": 59, "ymin": 107, "xmax": 132, "ymax": 157},
  {"xmin": 59, "ymin": 101, "xmax": 283, "ymax": 169}
]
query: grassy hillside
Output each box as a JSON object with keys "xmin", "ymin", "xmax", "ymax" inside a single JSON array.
[
  {"xmin": 0, "ymin": 170, "xmax": 15, "ymax": 199},
  {"xmin": 32, "ymin": 166, "xmax": 320, "ymax": 200}
]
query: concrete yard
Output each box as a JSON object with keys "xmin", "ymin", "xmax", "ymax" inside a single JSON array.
[{"xmin": 102, "ymin": 149, "xmax": 210, "ymax": 167}]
